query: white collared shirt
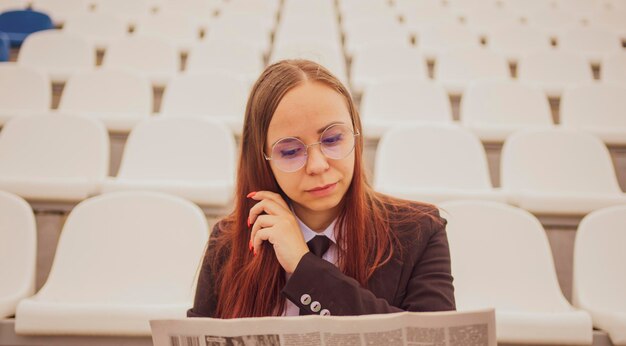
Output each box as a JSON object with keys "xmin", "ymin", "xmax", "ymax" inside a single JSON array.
[{"xmin": 282, "ymin": 212, "xmax": 339, "ymax": 316}]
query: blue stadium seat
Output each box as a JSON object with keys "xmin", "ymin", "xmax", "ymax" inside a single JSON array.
[
  {"xmin": 0, "ymin": 10, "xmax": 53, "ymax": 47},
  {"xmin": 0, "ymin": 31, "xmax": 9, "ymax": 61}
]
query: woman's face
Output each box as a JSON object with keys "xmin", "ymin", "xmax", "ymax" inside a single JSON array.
[{"xmin": 266, "ymin": 81, "xmax": 355, "ymax": 217}]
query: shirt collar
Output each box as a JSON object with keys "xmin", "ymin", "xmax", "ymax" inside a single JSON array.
[{"xmin": 291, "ymin": 205, "xmax": 338, "ymax": 244}]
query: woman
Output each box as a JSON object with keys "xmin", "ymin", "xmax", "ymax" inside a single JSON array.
[{"xmin": 188, "ymin": 59, "xmax": 455, "ymax": 318}]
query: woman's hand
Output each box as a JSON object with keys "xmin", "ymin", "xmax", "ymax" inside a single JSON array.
[{"xmin": 248, "ymin": 191, "xmax": 309, "ymax": 274}]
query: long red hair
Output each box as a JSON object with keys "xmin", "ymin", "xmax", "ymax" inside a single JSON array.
[{"xmin": 212, "ymin": 60, "xmax": 434, "ymax": 318}]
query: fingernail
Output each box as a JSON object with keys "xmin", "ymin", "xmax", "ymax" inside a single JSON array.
[
  {"xmin": 253, "ymin": 250, "xmax": 257, "ymax": 256},
  {"xmin": 249, "ymin": 240, "xmax": 253, "ymax": 251},
  {"xmin": 247, "ymin": 191, "xmax": 256, "ymax": 198},
  {"xmin": 247, "ymin": 217, "xmax": 250, "ymax": 228}
]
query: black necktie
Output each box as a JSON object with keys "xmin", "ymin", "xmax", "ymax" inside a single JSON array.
[
  {"xmin": 308, "ymin": 235, "xmax": 331, "ymax": 258},
  {"xmin": 299, "ymin": 235, "xmax": 331, "ymax": 315}
]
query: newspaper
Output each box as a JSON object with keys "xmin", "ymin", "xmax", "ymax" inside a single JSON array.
[{"xmin": 151, "ymin": 308, "xmax": 495, "ymax": 346}]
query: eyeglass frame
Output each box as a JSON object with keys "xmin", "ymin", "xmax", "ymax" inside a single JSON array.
[{"xmin": 263, "ymin": 123, "xmax": 361, "ymax": 172}]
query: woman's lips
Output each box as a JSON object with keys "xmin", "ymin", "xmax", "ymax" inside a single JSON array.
[{"xmin": 306, "ymin": 182, "xmax": 338, "ymax": 197}]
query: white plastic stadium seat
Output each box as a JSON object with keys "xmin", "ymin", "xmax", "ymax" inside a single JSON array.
[
  {"xmin": 15, "ymin": 191, "xmax": 209, "ymax": 335},
  {"xmin": 601, "ymin": 52, "xmax": 626, "ymax": 83},
  {"xmin": 359, "ymin": 80, "xmax": 453, "ymax": 139},
  {"xmin": 57, "ymin": 68, "xmax": 153, "ymax": 133},
  {"xmin": 159, "ymin": 73, "xmax": 248, "ymax": 135},
  {"xmin": 374, "ymin": 124, "xmax": 506, "ymax": 203},
  {"xmin": 0, "ymin": 0, "xmax": 29, "ymax": 12},
  {"xmin": 517, "ymin": 50, "xmax": 593, "ymax": 98},
  {"xmin": 501, "ymin": 129, "xmax": 626, "ymax": 215},
  {"xmin": 0, "ymin": 63, "xmax": 50, "ymax": 125},
  {"xmin": 487, "ymin": 24, "xmax": 552, "ymax": 64},
  {"xmin": 103, "ymin": 36, "xmax": 179, "ymax": 87},
  {"xmin": 434, "ymin": 47, "xmax": 510, "ymax": 95},
  {"xmin": 92, "ymin": 0, "xmax": 153, "ymax": 28},
  {"xmin": 350, "ymin": 44, "xmax": 427, "ymax": 96},
  {"xmin": 460, "ymin": 80, "xmax": 554, "ymax": 142},
  {"xmin": 0, "ymin": 191, "xmax": 36, "ymax": 318},
  {"xmin": 573, "ymin": 205, "xmax": 626, "ymax": 346},
  {"xmin": 558, "ymin": 27, "xmax": 622, "ymax": 66},
  {"xmin": 102, "ymin": 118, "xmax": 236, "ymax": 207},
  {"xmin": 17, "ymin": 30, "xmax": 95, "ymax": 83},
  {"xmin": 0, "ymin": 114, "xmax": 109, "ymax": 202},
  {"xmin": 185, "ymin": 40, "xmax": 264, "ymax": 86},
  {"xmin": 561, "ymin": 83, "xmax": 626, "ymax": 146},
  {"xmin": 134, "ymin": 13, "xmax": 201, "ymax": 54},
  {"xmin": 31, "ymin": 0, "xmax": 91, "ymax": 26},
  {"xmin": 63, "ymin": 13, "xmax": 129, "ymax": 51},
  {"xmin": 441, "ymin": 200, "xmax": 593, "ymax": 345},
  {"xmin": 342, "ymin": 18, "xmax": 410, "ymax": 58},
  {"xmin": 418, "ymin": 22, "xmax": 481, "ymax": 61},
  {"xmin": 525, "ymin": 9, "xmax": 584, "ymax": 38}
]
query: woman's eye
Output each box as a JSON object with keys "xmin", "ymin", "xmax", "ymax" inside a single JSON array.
[
  {"xmin": 322, "ymin": 134, "xmax": 343, "ymax": 145},
  {"xmin": 280, "ymin": 147, "xmax": 302, "ymax": 158}
]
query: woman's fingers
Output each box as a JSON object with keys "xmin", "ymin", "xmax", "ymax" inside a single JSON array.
[
  {"xmin": 248, "ymin": 199, "xmax": 285, "ymax": 226},
  {"xmin": 248, "ymin": 190, "xmax": 289, "ymax": 210},
  {"xmin": 249, "ymin": 214, "xmax": 276, "ymax": 250}
]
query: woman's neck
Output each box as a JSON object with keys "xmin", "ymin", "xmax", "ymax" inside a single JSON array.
[{"xmin": 292, "ymin": 203, "xmax": 341, "ymax": 232}]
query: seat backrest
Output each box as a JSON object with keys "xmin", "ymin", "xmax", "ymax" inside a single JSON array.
[
  {"xmin": 573, "ymin": 205, "xmax": 626, "ymax": 311},
  {"xmin": 360, "ymin": 79, "xmax": 452, "ymax": 123},
  {"xmin": 517, "ymin": 50, "xmax": 593, "ymax": 85},
  {"xmin": 102, "ymin": 36, "xmax": 179, "ymax": 75},
  {"xmin": 350, "ymin": 44, "xmax": 428, "ymax": 82},
  {"xmin": 488, "ymin": 24, "xmax": 552, "ymax": 59},
  {"xmin": 440, "ymin": 200, "xmax": 572, "ymax": 311},
  {"xmin": 601, "ymin": 52, "xmax": 626, "ymax": 83},
  {"xmin": 419, "ymin": 22, "xmax": 481, "ymax": 55},
  {"xmin": 58, "ymin": 68, "xmax": 152, "ymax": 114},
  {"xmin": 92, "ymin": 0, "xmax": 152, "ymax": 26},
  {"xmin": 559, "ymin": 27, "xmax": 622, "ymax": 53},
  {"xmin": 160, "ymin": 73, "xmax": 247, "ymax": 119},
  {"xmin": 117, "ymin": 117, "xmax": 236, "ymax": 181},
  {"xmin": 0, "ymin": 0, "xmax": 29, "ymax": 12},
  {"xmin": 35, "ymin": 191, "xmax": 208, "ymax": 303},
  {"xmin": 134, "ymin": 13, "xmax": 200, "ymax": 42},
  {"xmin": 0, "ymin": 63, "xmax": 51, "ymax": 113},
  {"xmin": 17, "ymin": 30, "xmax": 95, "ymax": 70},
  {"xmin": 374, "ymin": 124, "xmax": 493, "ymax": 189},
  {"xmin": 461, "ymin": 80, "xmax": 552, "ymax": 127},
  {"xmin": 501, "ymin": 129, "xmax": 621, "ymax": 194},
  {"xmin": 435, "ymin": 46, "xmax": 510, "ymax": 81},
  {"xmin": 561, "ymin": 83, "xmax": 626, "ymax": 129},
  {"xmin": 0, "ymin": 9, "xmax": 53, "ymax": 34},
  {"xmin": 0, "ymin": 190, "xmax": 36, "ymax": 317},
  {"xmin": 63, "ymin": 13, "xmax": 129, "ymax": 45},
  {"xmin": 0, "ymin": 114, "xmax": 109, "ymax": 179},
  {"xmin": 185, "ymin": 40, "xmax": 264, "ymax": 78},
  {"xmin": 31, "ymin": 0, "xmax": 91, "ymax": 24}
]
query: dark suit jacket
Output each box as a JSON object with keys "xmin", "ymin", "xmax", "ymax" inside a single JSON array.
[{"xmin": 188, "ymin": 203, "xmax": 455, "ymax": 317}]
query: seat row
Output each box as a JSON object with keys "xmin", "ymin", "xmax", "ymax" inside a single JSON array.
[
  {"xmin": 1, "ymin": 189, "xmax": 624, "ymax": 345},
  {"xmin": 0, "ymin": 114, "xmax": 236, "ymax": 206},
  {"xmin": 3, "ymin": 63, "xmax": 625, "ymax": 146},
  {"xmin": 0, "ymin": 114, "xmax": 624, "ymax": 217},
  {"xmin": 0, "ymin": 0, "xmax": 280, "ymax": 27},
  {"xmin": 375, "ymin": 124, "xmax": 626, "ymax": 216}
]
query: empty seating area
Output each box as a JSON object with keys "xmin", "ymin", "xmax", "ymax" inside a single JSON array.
[{"xmin": 1, "ymin": 0, "xmax": 625, "ymax": 345}]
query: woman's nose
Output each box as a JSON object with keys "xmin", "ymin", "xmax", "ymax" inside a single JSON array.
[{"xmin": 305, "ymin": 145, "xmax": 330, "ymax": 175}]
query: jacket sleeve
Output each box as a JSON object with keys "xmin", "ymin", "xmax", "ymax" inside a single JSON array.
[
  {"xmin": 187, "ymin": 224, "xmax": 222, "ymax": 318},
  {"xmin": 281, "ymin": 214, "xmax": 455, "ymax": 316}
]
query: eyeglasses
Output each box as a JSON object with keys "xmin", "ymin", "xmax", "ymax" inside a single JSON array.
[{"xmin": 264, "ymin": 123, "xmax": 360, "ymax": 173}]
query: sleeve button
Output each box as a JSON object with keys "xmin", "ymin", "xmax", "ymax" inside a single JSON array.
[{"xmin": 300, "ymin": 294, "xmax": 312, "ymax": 305}]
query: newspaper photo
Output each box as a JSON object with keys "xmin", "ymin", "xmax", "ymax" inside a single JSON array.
[{"xmin": 151, "ymin": 308, "xmax": 495, "ymax": 346}]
